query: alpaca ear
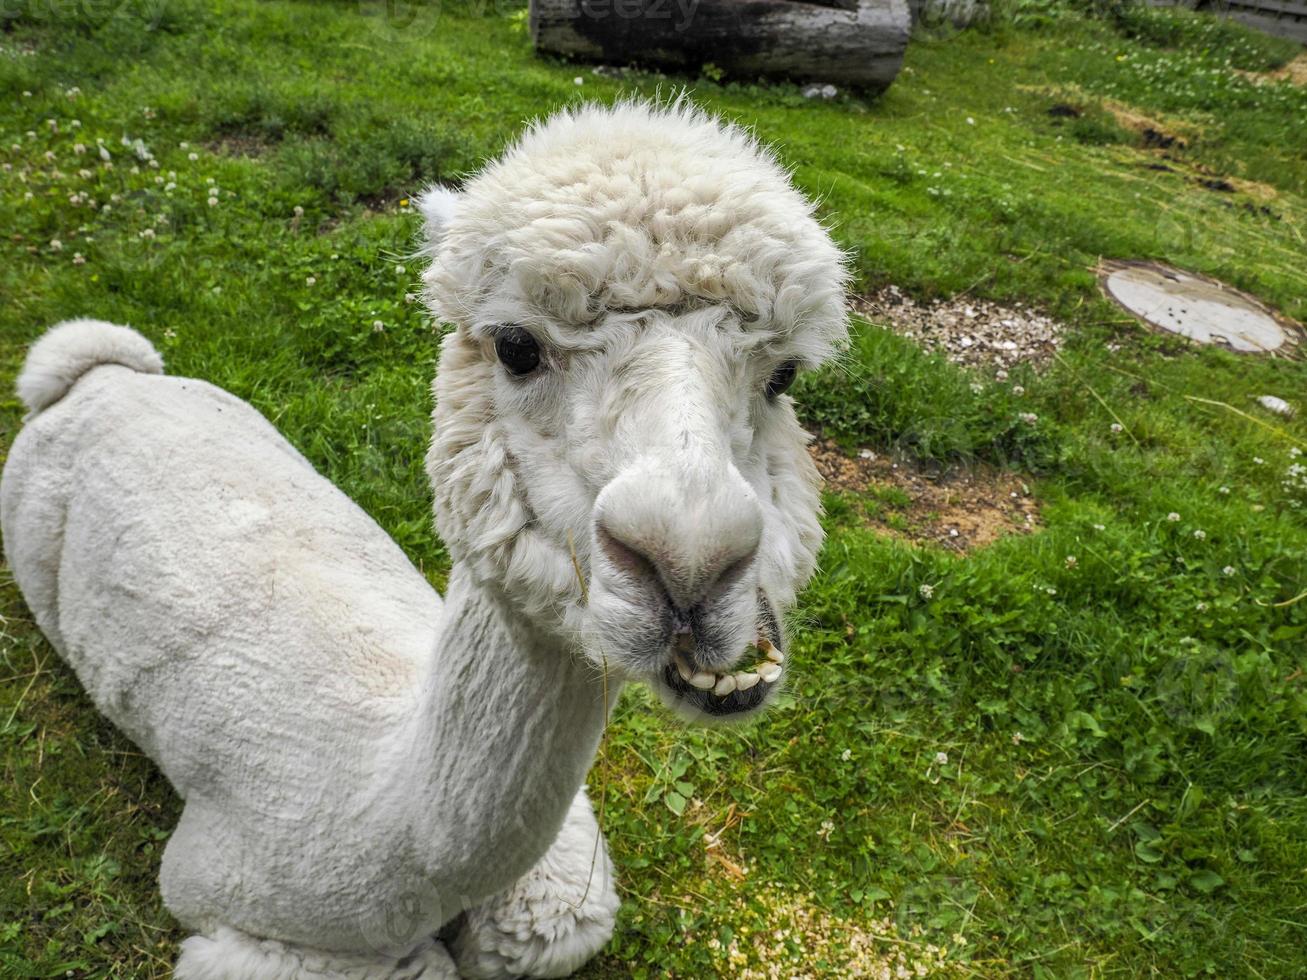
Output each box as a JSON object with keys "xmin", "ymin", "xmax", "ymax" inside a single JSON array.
[{"xmin": 418, "ymin": 185, "xmax": 460, "ymax": 252}]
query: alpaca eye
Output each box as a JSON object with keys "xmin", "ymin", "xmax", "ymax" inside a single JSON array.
[
  {"xmin": 494, "ymin": 328, "xmax": 541, "ymax": 376},
  {"xmin": 765, "ymin": 361, "xmax": 798, "ymax": 399}
]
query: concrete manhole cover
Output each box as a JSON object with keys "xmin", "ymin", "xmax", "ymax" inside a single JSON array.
[{"xmin": 1099, "ymin": 260, "xmax": 1300, "ymax": 356}]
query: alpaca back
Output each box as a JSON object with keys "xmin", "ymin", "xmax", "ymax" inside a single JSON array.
[{"xmin": 1, "ymin": 324, "xmax": 443, "ymax": 808}]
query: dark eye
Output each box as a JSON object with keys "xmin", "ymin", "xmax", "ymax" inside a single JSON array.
[
  {"xmin": 494, "ymin": 328, "xmax": 541, "ymax": 376},
  {"xmin": 765, "ymin": 360, "xmax": 798, "ymax": 399}
]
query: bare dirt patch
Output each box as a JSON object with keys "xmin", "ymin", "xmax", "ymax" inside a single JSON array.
[
  {"xmin": 809, "ymin": 439, "xmax": 1040, "ymax": 552},
  {"xmin": 1236, "ymin": 52, "xmax": 1307, "ymax": 87},
  {"xmin": 205, "ymin": 135, "xmax": 271, "ymax": 158},
  {"xmin": 852, "ymin": 286, "xmax": 1065, "ymax": 373},
  {"xmin": 1101, "ymin": 99, "xmax": 1201, "ymax": 151}
]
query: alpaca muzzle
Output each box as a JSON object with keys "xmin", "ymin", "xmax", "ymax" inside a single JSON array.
[{"xmin": 659, "ymin": 593, "xmax": 786, "ymax": 719}]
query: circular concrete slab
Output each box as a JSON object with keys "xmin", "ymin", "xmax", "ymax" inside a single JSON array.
[{"xmin": 1100, "ymin": 260, "xmax": 1300, "ymax": 356}]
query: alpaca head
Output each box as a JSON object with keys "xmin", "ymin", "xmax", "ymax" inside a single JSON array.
[{"xmin": 420, "ymin": 101, "xmax": 848, "ymax": 721}]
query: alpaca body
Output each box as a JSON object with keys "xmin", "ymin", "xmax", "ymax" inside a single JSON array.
[
  {"xmin": 3, "ymin": 101, "xmax": 850, "ymax": 977},
  {"xmin": 1, "ymin": 328, "xmax": 610, "ymax": 963}
]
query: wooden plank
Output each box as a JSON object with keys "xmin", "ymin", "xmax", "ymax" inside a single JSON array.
[
  {"xmin": 1223, "ymin": 9, "xmax": 1307, "ymax": 39},
  {"xmin": 1224, "ymin": 0, "xmax": 1307, "ymax": 18}
]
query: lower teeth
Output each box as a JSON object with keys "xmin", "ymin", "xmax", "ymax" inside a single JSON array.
[{"xmin": 670, "ymin": 639, "xmax": 784, "ymax": 697}]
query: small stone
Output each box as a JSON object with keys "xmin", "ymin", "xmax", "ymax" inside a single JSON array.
[{"xmin": 1257, "ymin": 395, "xmax": 1294, "ymax": 418}]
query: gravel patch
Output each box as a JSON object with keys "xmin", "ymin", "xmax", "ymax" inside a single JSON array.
[{"xmin": 852, "ymin": 286, "xmax": 1066, "ymax": 373}]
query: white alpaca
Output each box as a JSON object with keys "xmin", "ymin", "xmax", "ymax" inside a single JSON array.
[{"xmin": 0, "ymin": 101, "xmax": 848, "ymax": 978}]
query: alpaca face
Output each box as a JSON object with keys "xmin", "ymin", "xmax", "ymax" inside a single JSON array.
[{"xmin": 421, "ymin": 102, "xmax": 849, "ymax": 723}]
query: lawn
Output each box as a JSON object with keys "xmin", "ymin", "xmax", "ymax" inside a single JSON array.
[{"xmin": 2, "ymin": 0, "xmax": 1306, "ymax": 976}]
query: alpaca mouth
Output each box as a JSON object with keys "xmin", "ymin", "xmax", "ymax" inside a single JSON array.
[{"xmin": 661, "ymin": 633, "xmax": 785, "ymax": 717}]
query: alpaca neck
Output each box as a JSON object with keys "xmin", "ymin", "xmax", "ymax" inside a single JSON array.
[{"xmin": 392, "ymin": 562, "xmax": 614, "ymax": 907}]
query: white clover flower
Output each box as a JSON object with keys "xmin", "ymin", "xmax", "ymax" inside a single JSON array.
[
  {"xmin": 188, "ymin": 152, "xmax": 199, "ymax": 161},
  {"xmin": 206, "ymin": 177, "xmax": 215, "ymax": 185},
  {"xmin": 934, "ymin": 751, "xmax": 949, "ymax": 766},
  {"xmin": 1193, "ymin": 529, "xmax": 1206, "ymax": 540},
  {"xmin": 165, "ymin": 181, "xmax": 176, "ymax": 191},
  {"xmin": 306, "ymin": 276, "xmax": 317, "ymax": 287},
  {"xmin": 1011, "ymin": 732, "xmax": 1023, "ymax": 745},
  {"xmin": 1291, "ymin": 447, "xmax": 1302, "ymax": 458},
  {"xmin": 918, "ymin": 583, "xmax": 935, "ymax": 599},
  {"xmin": 293, "ymin": 205, "xmax": 304, "ymax": 217},
  {"xmin": 50, "ymin": 239, "xmax": 63, "ymax": 251},
  {"xmin": 1065, "ymin": 555, "xmax": 1077, "ymax": 567},
  {"xmin": 1253, "ymin": 457, "xmax": 1264, "ymax": 465},
  {"xmin": 573, "ymin": 76, "xmax": 584, "ymax": 86},
  {"xmin": 72, "ymin": 252, "xmax": 85, "ymax": 265},
  {"xmin": 1166, "ymin": 512, "xmax": 1181, "ymax": 522},
  {"xmin": 1195, "ymin": 602, "xmax": 1208, "ymax": 611},
  {"xmin": 207, "ymin": 196, "xmax": 219, "ymax": 207},
  {"xmin": 404, "ymin": 292, "xmax": 417, "ymax": 304},
  {"xmin": 1110, "ymin": 422, "xmax": 1123, "ymax": 433},
  {"xmin": 1018, "ymin": 412, "xmax": 1038, "ymax": 425},
  {"xmin": 70, "ymin": 119, "xmax": 81, "ymax": 128},
  {"xmin": 372, "ymin": 320, "xmax": 385, "ymax": 332},
  {"xmin": 395, "ymin": 264, "xmax": 406, "ymax": 275},
  {"xmin": 840, "ymin": 748, "xmax": 852, "ymax": 762},
  {"xmin": 1092, "ymin": 523, "xmax": 1106, "ymax": 531},
  {"xmin": 139, "ymin": 228, "xmax": 155, "ymax": 239},
  {"xmin": 1218, "ymin": 486, "xmax": 1230, "ymax": 495},
  {"xmin": 965, "ymin": 116, "xmax": 975, "ymax": 125},
  {"xmin": 74, "ymin": 142, "xmax": 86, "ymax": 154},
  {"xmin": 98, "ymin": 146, "xmax": 110, "ymax": 161},
  {"xmin": 1222, "ymin": 565, "xmax": 1236, "ymax": 576},
  {"xmin": 180, "ymin": 141, "xmax": 189, "ymax": 149}
]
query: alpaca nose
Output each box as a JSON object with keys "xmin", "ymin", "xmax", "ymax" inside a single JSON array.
[{"xmin": 594, "ymin": 468, "xmax": 763, "ymax": 611}]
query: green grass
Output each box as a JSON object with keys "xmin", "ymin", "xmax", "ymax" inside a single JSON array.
[{"xmin": 2, "ymin": 0, "xmax": 1306, "ymax": 975}]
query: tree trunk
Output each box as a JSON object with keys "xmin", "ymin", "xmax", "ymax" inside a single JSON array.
[{"xmin": 530, "ymin": 0, "xmax": 911, "ymax": 93}]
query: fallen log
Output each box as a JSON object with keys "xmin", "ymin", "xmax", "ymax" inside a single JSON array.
[{"xmin": 530, "ymin": 0, "xmax": 912, "ymax": 93}]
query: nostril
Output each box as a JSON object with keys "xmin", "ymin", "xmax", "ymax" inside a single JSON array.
[
  {"xmin": 706, "ymin": 544, "xmax": 759, "ymax": 604},
  {"xmin": 597, "ymin": 516, "xmax": 759, "ymax": 613},
  {"xmin": 596, "ymin": 521, "xmax": 663, "ymax": 591}
]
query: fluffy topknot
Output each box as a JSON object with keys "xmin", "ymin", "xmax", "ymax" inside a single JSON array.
[{"xmin": 420, "ymin": 99, "xmax": 848, "ymax": 366}]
